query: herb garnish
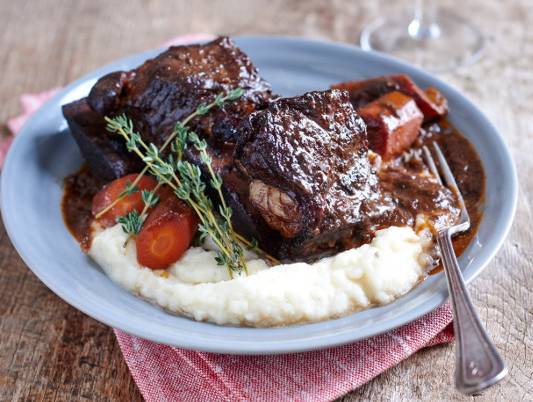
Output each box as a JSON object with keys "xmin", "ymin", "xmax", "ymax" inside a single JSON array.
[
  {"xmin": 141, "ymin": 189, "xmax": 160, "ymax": 209},
  {"xmin": 101, "ymin": 89, "xmax": 278, "ymax": 276},
  {"xmin": 116, "ymin": 210, "xmax": 142, "ymax": 236},
  {"xmin": 94, "ymin": 90, "xmax": 242, "ymax": 220}
]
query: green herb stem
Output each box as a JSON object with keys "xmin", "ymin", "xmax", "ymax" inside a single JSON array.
[{"xmin": 103, "ymin": 88, "xmax": 275, "ymax": 277}]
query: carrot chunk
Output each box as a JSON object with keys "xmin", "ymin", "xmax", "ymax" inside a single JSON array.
[
  {"xmin": 92, "ymin": 174, "xmax": 158, "ymax": 227},
  {"xmin": 136, "ymin": 197, "xmax": 198, "ymax": 269}
]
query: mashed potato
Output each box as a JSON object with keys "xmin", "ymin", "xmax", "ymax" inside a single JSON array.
[{"xmin": 89, "ymin": 225, "xmax": 428, "ymax": 327}]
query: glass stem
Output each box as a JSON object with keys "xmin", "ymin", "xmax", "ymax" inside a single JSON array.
[{"xmin": 408, "ymin": 0, "xmax": 441, "ymax": 40}]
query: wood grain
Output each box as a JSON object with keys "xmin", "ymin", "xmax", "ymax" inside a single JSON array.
[{"xmin": 0, "ymin": 0, "xmax": 531, "ymax": 400}]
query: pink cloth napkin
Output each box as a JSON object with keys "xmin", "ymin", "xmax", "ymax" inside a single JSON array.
[{"xmin": 3, "ymin": 34, "xmax": 455, "ymax": 402}]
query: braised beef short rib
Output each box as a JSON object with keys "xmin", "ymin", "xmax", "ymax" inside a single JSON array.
[
  {"xmin": 62, "ymin": 37, "xmax": 272, "ymax": 181},
  {"xmin": 225, "ymin": 89, "xmax": 380, "ymax": 260}
]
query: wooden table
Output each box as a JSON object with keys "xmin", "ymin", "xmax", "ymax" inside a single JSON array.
[{"xmin": 1, "ymin": 0, "xmax": 531, "ymax": 400}]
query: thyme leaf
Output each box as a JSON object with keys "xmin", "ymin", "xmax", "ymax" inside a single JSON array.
[
  {"xmin": 118, "ymin": 181, "xmax": 139, "ymax": 197},
  {"xmin": 141, "ymin": 190, "xmax": 159, "ymax": 208},
  {"xmin": 117, "ymin": 210, "xmax": 142, "ymax": 236}
]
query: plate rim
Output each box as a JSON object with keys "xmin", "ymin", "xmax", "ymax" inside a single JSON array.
[{"xmin": 0, "ymin": 35, "xmax": 519, "ymax": 354}]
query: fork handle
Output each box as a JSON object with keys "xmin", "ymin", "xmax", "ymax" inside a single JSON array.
[{"xmin": 437, "ymin": 230, "xmax": 507, "ymax": 394}]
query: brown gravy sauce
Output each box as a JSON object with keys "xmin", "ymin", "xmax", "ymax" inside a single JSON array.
[
  {"xmin": 61, "ymin": 166, "xmax": 106, "ymax": 252},
  {"xmin": 419, "ymin": 120, "xmax": 484, "ymax": 273},
  {"xmin": 61, "ymin": 119, "xmax": 485, "ymax": 270}
]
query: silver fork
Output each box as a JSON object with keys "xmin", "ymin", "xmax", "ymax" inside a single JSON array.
[{"xmin": 423, "ymin": 143, "xmax": 507, "ymax": 395}]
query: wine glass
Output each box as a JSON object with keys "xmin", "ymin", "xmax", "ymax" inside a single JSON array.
[{"xmin": 360, "ymin": 0, "xmax": 485, "ymax": 72}]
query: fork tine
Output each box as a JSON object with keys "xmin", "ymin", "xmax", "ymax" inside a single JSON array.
[
  {"xmin": 422, "ymin": 145, "xmax": 443, "ymax": 185},
  {"xmin": 431, "ymin": 142, "xmax": 470, "ymax": 224}
]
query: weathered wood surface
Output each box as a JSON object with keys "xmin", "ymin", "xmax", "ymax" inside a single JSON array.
[{"xmin": 0, "ymin": 0, "xmax": 531, "ymax": 400}]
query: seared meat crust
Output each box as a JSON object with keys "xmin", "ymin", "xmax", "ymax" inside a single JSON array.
[
  {"xmin": 62, "ymin": 37, "xmax": 272, "ymax": 181},
  {"xmin": 230, "ymin": 89, "xmax": 375, "ymax": 260}
]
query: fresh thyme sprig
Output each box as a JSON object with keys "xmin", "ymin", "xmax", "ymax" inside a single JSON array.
[
  {"xmin": 141, "ymin": 188, "xmax": 160, "ymax": 209},
  {"xmin": 101, "ymin": 88, "xmax": 281, "ymax": 276},
  {"xmin": 117, "ymin": 210, "xmax": 142, "ymax": 236},
  {"xmin": 94, "ymin": 88, "xmax": 244, "ymax": 220},
  {"xmin": 105, "ymin": 117, "xmax": 245, "ymax": 276},
  {"xmin": 183, "ymin": 130, "xmax": 248, "ymax": 270}
]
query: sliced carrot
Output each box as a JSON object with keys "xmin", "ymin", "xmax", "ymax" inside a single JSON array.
[
  {"xmin": 136, "ymin": 197, "xmax": 198, "ymax": 269},
  {"xmin": 92, "ymin": 174, "xmax": 158, "ymax": 227}
]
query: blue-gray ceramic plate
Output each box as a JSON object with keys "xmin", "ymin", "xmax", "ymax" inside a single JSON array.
[{"xmin": 0, "ymin": 36, "xmax": 518, "ymax": 354}]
